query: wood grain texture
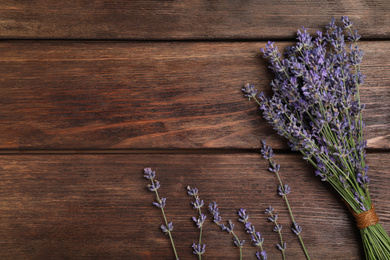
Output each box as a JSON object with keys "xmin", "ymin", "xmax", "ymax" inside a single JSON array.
[
  {"xmin": 0, "ymin": 153, "xmax": 389, "ymax": 259},
  {"xmin": 0, "ymin": 41, "xmax": 389, "ymax": 150},
  {"xmin": 1, "ymin": 1, "xmax": 390, "ymax": 40}
]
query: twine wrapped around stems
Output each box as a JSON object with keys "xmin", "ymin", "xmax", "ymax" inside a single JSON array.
[{"xmin": 346, "ymin": 203, "xmax": 379, "ymax": 230}]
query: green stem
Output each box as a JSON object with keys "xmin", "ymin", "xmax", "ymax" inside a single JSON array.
[
  {"xmin": 154, "ymin": 183, "xmax": 179, "ymax": 260},
  {"xmin": 269, "ymin": 158, "xmax": 310, "ymax": 260}
]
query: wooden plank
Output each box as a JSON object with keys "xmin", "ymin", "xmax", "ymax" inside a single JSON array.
[
  {"xmin": 0, "ymin": 153, "xmax": 389, "ymax": 259},
  {"xmin": 1, "ymin": 1, "xmax": 390, "ymax": 39},
  {"xmin": 0, "ymin": 41, "xmax": 389, "ymax": 150}
]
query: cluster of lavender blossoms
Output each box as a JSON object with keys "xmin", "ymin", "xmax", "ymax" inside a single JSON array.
[{"xmin": 243, "ymin": 17, "xmax": 390, "ymax": 259}]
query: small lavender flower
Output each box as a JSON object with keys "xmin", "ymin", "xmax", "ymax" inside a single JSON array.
[
  {"xmin": 255, "ymin": 250, "xmax": 268, "ymax": 260},
  {"xmin": 153, "ymin": 197, "xmax": 166, "ymax": 208},
  {"xmin": 292, "ymin": 222, "xmax": 303, "ymax": 236},
  {"xmin": 260, "ymin": 140, "xmax": 274, "ymax": 159},
  {"xmin": 237, "ymin": 208, "xmax": 249, "ymax": 223},
  {"xmin": 161, "ymin": 222, "xmax": 174, "ymax": 234},
  {"xmin": 233, "ymin": 237, "xmax": 245, "ymax": 247},
  {"xmin": 187, "ymin": 186, "xmax": 199, "ymax": 196},
  {"xmin": 264, "ymin": 206, "xmax": 274, "ymax": 215},
  {"xmin": 242, "ymin": 83, "xmax": 258, "ymax": 100},
  {"xmin": 191, "ymin": 198, "xmax": 204, "ymax": 209},
  {"xmin": 192, "ymin": 243, "xmax": 206, "ymax": 256},
  {"xmin": 277, "ymin": 243, "xmax": 287, "ymax": 251},
  {"xmin": 208, "ymin": 201, "xmax": 222, "ymax": 223},
  {"xmin": 192, "ymin": 214, "xmax": 207, "ymax": 229},
  {"xmin": 278, "ymin": 184, "xmax": 291, "ymax": 196}
]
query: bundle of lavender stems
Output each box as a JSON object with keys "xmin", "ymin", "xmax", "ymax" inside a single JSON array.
[{"xmin": 243, "ymin": 17, "xmax": 390, "ymax": 259}]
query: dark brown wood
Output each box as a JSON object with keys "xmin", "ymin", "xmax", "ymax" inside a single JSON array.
[
  {"xmin": 0, "ymin": 153, "xmax": 388, "ymax": 259},
  {"xmin": 0, "ymin": 41, "xmax": 389, "ymax": 150},
  {"xmin": 1, "ymin": 1, "xmax": 390, "ymax": 40}
]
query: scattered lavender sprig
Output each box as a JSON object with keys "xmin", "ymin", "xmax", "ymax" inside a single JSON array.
[
  {"xmin": 209, "ymin": 202, "xmax": 245, "ymax": 260},
  {"xmin": 261, "ymin": 140, "xmax": 310, "ymax": 259},
  {"xmin": 237, "ymin": 209, "xmax": 267, "ymax": 260},
  {"xmin": 187, "ymin": 186, "xmax": 206, "ymax": 259},
  {"xmin": 265, "ymin": 206, "xmax": 286, "ymax": 260},
  {"xmin": 143, "ymin": 168, "xmax": 179, "ymax": 260}
]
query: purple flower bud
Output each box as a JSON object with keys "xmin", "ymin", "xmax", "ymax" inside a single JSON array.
[
  {"xmin": 187, "ymin": 186, "xmax": 198, "ymax": 196},
  {"xmin": 191, "ymin": 199, "xmax": 204, "ymax": 209},
  {"xmin": 265, "ymin": 206, "xmax": 274, "ymax": 215},
  {"xmin": 273, "ymin": 224, "xmax": 283, "ymax": 232},
  {"xmin": 278, "ymin": 184, "xmax": 291, "ymax": 196},
  {"xmin": 143, "ymin": 168, "xmax": 155, "ymax": 180},
  {"xmin": 256, "ymin": 250, "xmax": 268, "ymax": 260},
  {"xmin": 161, "ymin": 222, "xmax": 174, "ymax": 234},
  {"xmin": 277, "ymin": 242, "xmax": 287, "ymax": 251},
  {"xmin": 153, "ymin": 197, "xmax": 166, "ymax": 208},
  {"xmin": 233, "ymin": 237, "xmax": 245, "ymax": 248},
  {"xmin": 292, "ymin": 222, "xmax": 302, "ymax": 235},
  {"xmin": 238, "ymin": 208, "xmax": 249, "ymax": 223},
  {"xmin": 192, "ymin": 243, "xmax": 206, "ymax": 255}
]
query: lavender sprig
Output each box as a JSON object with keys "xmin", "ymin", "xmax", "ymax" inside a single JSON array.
[
  {"xmin": 187, "ymin": 186, "xmax": 206, "ymax": 259},
  {"xmin": 237, "ymin": 209, "xmax": 267, "ymax": 260},
  {"xmin": 143, "ymin": 168, "xmax": 179, "ymax": 260},
  {"xmin": 265, "ymin": 206, "xmax": 286, "ymax": 260},
  {"xmin": 261, "ymin": 141, "xmax": 310, "ymax": 259},
  {"xmin": 209, "ymin": 202, "xmax": 245, "ymax": 260}
]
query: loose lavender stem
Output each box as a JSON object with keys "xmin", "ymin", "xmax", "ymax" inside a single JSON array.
[
  {"xmin": 260, "ymin": 141, "xmax": 310, "ymax": 259},
  {"xmin": 209, "ymin": 202, "xmax": 244, "ymax": 260},
  {"xmin": 155, "ymin": 191, "xmax": 179, "ymax": 260},
  {"xmin": 143, "ymin": 168, "xmax": 179, "ymax": 260},
  {"xmin": 266, "ymin": 207, "xmax": 286, "ymax": 260},
  {"xmin": 187, "ymin": 186, "xmax": 206, "ymax": 259}
]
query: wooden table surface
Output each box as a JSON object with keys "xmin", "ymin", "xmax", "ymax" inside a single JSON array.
[{"xmin": 1, "ymin": 1, "xmax": 390, "ymax": 259}]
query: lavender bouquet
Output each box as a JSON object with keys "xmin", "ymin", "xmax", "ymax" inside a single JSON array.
[{"xmin": 243, "ymin": 17, "xmax": 390, "ymax": 259}]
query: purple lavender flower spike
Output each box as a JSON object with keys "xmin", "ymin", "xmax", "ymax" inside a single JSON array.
[
  {"xmin": 191, "ymin": 198, "xmax": 204, "ymax": 209},
  {"xmin": 242, "ymin": 84, "xmax": 258, "ymax": 100},
  {"xmin": 192, "ymin": 214, "xmax": 206, "ymax": 229},
  {"xmin": 153, "ymin": 197, "xmax": 166, "ymax": 208},
  {"xmin": 192, "ymin": 243, "xmax": 206, "ymax": 256},
  {"xmin": 187, "ymin": 186, "xmax": 198, "ymax": 196},
  {"xmin": 143, "ymin": 167, "xmax": 155, "ymax": 180},
  {"xmin": 256, "ymin": 250, "xmax": 268, "ymax": 260},
  {"xmin": 233, "ymin": 237, "xmax": 245, "ymax": 248},
  {"xmin": 252, "ymin": 232, "xmax": 264, "ymax": 247},
  {"xmin": 260, "ymin": 140, "xmax": 274, "ymax": 159},
  {"xmin": 265, "ymin": 206, "xmax": 274, "ymax": 215},
  {"xmin": 208, "ymin": 201, "xmax": 222, "ymax": 223},
  {"xmin": 238, "ymin": 208, "xmax": 249, "ymax": 223},
  {"xmin": 278, "ymin": 184, "xmax": 291, "ymax": 197},
  {"xmin": 161, "ymin": 222, "xmax": 174, "ymax": 234},
  {"xmin": 292, "ymin": 222, "xmax": 302, "ymax": 236},
  {"xmin": 273, "ymin": 224, "xmax": 283, "ymax": 232},
  {"xmin": 277, "ymin": 243, "xmax": 287, "ymax": 251}
]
